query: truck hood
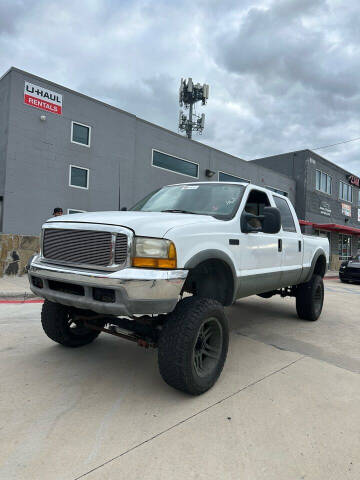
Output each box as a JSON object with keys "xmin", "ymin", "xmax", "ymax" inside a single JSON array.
[{"xmin": 45, "ymin": 211, "xmax": 217, "ymax": 237}]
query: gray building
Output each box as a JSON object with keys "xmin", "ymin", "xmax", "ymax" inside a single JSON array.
[
  {"xmin": 0, "ymin": 67, "xmax": 295, "ymax": 236},
  {"xmin": 252, "ymin": 150, "xmax": 360, "ymax": 268}
]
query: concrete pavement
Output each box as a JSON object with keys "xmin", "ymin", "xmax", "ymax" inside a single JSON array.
[
  {"xmin": 228, "ymin": 278, "xmax": 360, "ymax": 374},
  {"xmin": 83, "ymin": 357, "xmax": 359, "ymax": 480},
  {"xmin": 0, "ymin": 279, "xmax": 359, "ymax": 480}
]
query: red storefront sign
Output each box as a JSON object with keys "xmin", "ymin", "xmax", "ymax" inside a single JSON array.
[
  {"xmin": 347, "ymin": 174, "xmax": 360, "ymax": 187},
  {"xmin": 24, "ymin": 82, "xmax": 62, "ymax": 115}
]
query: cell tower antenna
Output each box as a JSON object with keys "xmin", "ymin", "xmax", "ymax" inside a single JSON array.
[{"xmin": 178, "ymin": 78, "xmax": 209, "ymax": 139}]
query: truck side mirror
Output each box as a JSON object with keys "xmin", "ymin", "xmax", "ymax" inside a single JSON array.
[
  {"xmin": 241, "ymin": 207, "xmax": 281, "ymax": 234},
  {"xmin": 262, "ymin": 207, "xmax": 281, "ymax": 234},
  {"xmin": 121, "ymin": 207, "xmax": 127, "ymax": 211}
]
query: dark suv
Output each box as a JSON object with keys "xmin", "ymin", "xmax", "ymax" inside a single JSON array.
[{"xmin": 339, "ymin": 255, "xmax": 360, "ymax": 283}]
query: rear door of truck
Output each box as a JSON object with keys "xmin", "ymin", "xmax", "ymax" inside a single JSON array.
[{"xmin": 272, "ymin": 195, "xmax": 304, "ymax": 286}]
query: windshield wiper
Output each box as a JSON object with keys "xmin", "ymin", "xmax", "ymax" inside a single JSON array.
[{"xmin": 161, "ymin": 209, "xmax": 199, "ymax": 214}]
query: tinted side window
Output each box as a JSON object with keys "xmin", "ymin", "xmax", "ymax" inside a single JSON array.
[
  {"xmin": 274, "ymin": 197, "xmax": 296, "ymax": 232},
  {"xmin": 244, "ymin": 189, "xmax": 271, "ymax": 230}
]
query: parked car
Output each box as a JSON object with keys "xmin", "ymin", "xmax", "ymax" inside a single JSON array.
[
  {"xmin": 28, "ymin": 182, "xmax": 329, "ymax": 395},
  {"xmin": 339, "ymin": 255, "xmax": 360, "ymax": 283}
]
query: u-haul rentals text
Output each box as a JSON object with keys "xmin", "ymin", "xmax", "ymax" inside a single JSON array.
[{"xmin": 24, "ymin": 81, "xmax": 63, "ymax": 115}]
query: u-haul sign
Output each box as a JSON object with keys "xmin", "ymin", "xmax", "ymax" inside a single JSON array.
[{"xmin": 24, "ymin": 82, "xmax": 62, "ymax": 115}]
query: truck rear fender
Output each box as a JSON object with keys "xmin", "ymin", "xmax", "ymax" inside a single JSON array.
[{"xmin": 301, "ymin": 249, "xmax": 327, "ymax": 283}]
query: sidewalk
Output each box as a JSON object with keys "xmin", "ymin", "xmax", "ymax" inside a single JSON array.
[
  {"xmin": 325, "ymin": 269, "xmax": 339, "ymax": 279},
  {"xmin": 0, "ymin": 275, "xmax": 36, "ymax": 299}
]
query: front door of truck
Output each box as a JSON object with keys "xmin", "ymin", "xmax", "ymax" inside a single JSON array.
[{"xmin": 238, "ymin": 188, "xmax": 282, "ymax": 297}]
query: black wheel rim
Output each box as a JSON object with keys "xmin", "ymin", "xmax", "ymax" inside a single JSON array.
[
  {"xmin": 313, "ymin": 284, "xmax": 323, "ymax": 316},
  {"xmin": 192, "ymin": 317, "xmax": 223, "ymax": 378}
]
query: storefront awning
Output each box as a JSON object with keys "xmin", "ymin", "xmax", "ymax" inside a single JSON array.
[
  {"xmin": 299, "ymin": 220, "xmax": 314, "ymax": 226},
  {"xmin": 299, "ymin": 220, "xmax": 360, "ymax": 236}
]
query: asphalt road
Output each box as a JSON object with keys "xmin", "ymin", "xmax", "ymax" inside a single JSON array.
[{"xmin": 0, "ymin": 279, "xmax": 359, "ymax": 480}]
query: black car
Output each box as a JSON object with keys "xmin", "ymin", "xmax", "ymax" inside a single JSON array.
[{"xmin": 339, "ymin": 255, "xmax": 360, "ymax": 283}]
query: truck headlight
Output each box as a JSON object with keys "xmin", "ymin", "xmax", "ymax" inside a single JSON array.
[{"xmin": 132, "ymin": 237, "xmax": 177, "ymax": 269}]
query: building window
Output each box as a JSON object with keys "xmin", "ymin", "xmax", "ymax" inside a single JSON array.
[
  {"xmin": 152, "ymin": 150, "xmax": 198, "ymax": 178},
  {"xmin": 266, "ymin": 186, "xmax": 288, "ymax": 197},
  {"xmin": 339, "ymin": 181, "xmax": 352, "ymax": 202},
  {"xmin": 218, "ymin": 171, "xmax": 250, "ymax": 183},
  {"xmin": 71, "ymin": 121, "xmax": 91, "ymax": 147},
  {"xmin": 316, "ymin": 170, "xmax": 332, "ymax": 195},
  {"xmin": 273, "ymin": 196, "xmax": 296, "ymax": 232},
  {"xmin": 68, "ymin": 209, "xmax": 86, "ymax": 214},
  {"xmin": 358, "ymin": 190, "xmax": 360, "ymax": 207},
  {"xmin": 338, "ymin": 234, "xmax": 352, "ymax": 260},
  {"xmin": 69, "ymin": 165, "xmax": 89, "ymax": 189}
]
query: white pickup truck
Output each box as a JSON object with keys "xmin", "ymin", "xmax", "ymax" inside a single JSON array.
[{"xmin": 28, "ymin": 182, "xmax": 329, "ymax": 395}]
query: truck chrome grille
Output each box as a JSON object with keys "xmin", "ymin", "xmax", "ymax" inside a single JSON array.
[
  {"xmin": 115, "ymin": 234, "xmax": 128, "ymax": 265},
  {"xmin": 43, "ymin": 229, "xmax": 128, "ymax": 268}
]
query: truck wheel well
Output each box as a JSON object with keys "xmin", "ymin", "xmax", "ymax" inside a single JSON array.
[
  {"xmin": 183, "ymin": 259, "xmax": 234, "ymax": 306},
  {"xmin": 313, "ymin": 255, "xmax": 326, "ymax": 278}
]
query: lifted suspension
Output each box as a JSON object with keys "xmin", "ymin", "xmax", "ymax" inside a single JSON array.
[{"xmin": 75, "ymin": 313, "xmax": 161, "ymax": 349}]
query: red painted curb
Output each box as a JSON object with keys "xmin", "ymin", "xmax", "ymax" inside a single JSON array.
[{"xmin": 0, "ymin": 299, "xmax": 44, "ymax": 304}]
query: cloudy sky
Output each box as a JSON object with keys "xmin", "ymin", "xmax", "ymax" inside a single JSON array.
[{"xmin": 1, "ymin": 0, "xmax": 360, "ymax": 175}]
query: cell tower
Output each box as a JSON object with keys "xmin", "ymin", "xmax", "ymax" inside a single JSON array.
[{"xmin": 179, "ymin": 78, "xmax": 209, "ymax": 139}]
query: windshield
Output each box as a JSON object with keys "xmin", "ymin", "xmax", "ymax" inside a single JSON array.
[{"xmin": 130, "ymin": 183, "xmax": 246, "ymax": 220}]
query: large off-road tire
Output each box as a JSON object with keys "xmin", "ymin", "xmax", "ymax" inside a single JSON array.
[
  {"xmin": 158, "ymin": 297, "xmax": 229, "ymax": 395},
  {"xmin": 296, "ymin": 274, "xmax": 324, "ymax": 321},
  {"xmin": 41, "ymin": 300, "xmax": 103, "ymax": 347}
]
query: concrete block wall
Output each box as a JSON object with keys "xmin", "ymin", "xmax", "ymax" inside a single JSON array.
[{"xmin": 0, "ymin": 234, "xmax": 39, "ymax": 277}]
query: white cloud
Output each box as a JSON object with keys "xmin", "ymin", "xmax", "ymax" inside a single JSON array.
[{"xmin": 0, "ymin": 0, "xmax": 360, "ymax": 176}]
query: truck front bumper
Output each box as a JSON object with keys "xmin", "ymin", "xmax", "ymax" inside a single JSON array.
[{"xmin": 28, "ymin": 256, "xmax": 188, "ymax": 316}]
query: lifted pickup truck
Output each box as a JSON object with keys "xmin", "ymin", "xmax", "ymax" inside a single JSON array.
[{"xmin": 28, "ymin": 182, "xmax": 329, "ymax": 395}]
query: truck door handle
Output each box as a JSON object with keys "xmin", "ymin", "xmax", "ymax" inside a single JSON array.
[
  {"xmin": 298, "ymin": 240, "xmax": 302, "ymax": 252},
  {"xmin": 278, "ymin": 239, "xmax": 282, "ymax": 252}
]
